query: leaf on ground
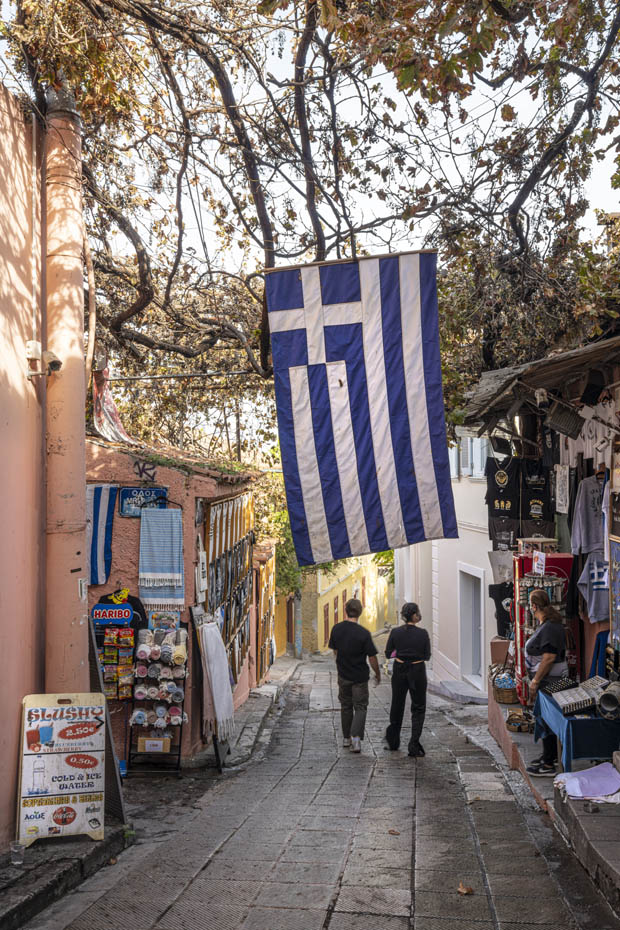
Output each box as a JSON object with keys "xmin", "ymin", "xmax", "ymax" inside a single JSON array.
[
  {"xmin": 388, "ymin": 829, "xmax": 400, "ymax": 835},
  {"xmin": 457, "ymin": 881, "xmax": 474, "ymax": 895}
]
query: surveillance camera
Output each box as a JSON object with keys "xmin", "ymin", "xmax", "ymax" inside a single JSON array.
[{"xmin": 42, "ymin": 350, "xmax": 62, "ymax": 373}]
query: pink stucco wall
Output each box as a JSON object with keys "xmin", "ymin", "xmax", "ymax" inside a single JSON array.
[
  {"xmin": 0, "ymin": 86, "xmax": 45, "ymax": 847},
  {"xmin": 86, "ymin": 440, "xmax": 254, "ymax": 761}
]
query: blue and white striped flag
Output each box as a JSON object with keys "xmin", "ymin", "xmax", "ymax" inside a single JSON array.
[
  {"xmin": 86, "ymin": 484, "xmax": 118, "ymax": 585},
  {"xmin": 265, "ymin": 251, "xmax": 457, "ymax": 567}
]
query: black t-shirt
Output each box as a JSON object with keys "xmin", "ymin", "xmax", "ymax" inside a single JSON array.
[
  {"xmin": 485, "ymin": 456, "xmax": 519, "ymax": 519},
  {"xmin": 522, "ymin": 488, "xmax": 553, "ymax": 522},
  {"xmin": 488, "ymin": 582, "xmax": 513, "ymax": 638},
  {"xmin": 521, "ymin": 459, "xmax": 550, "ymax": 492},
  {"xmin": 526, "ymin": 619, "xmax": 566, "ymax": 659},
  {"xmin": 385, "ymin": 624, "xmax": 431, "ymax": 662},
  {"xmin": 328, "ymin": 620, "xmax": 378, "ymax": 682},
  {"xmin": 489, "ymin": 516, "xmax": 519, "ymax": 550},
  {"xmin": 520, "ymin": 518, "xmax": 555, "ymax": 540}
]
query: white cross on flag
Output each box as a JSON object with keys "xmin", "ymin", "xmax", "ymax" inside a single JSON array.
[{"xmin": 265, "ymin": 251, "xmax": 457, "ymax": 567}]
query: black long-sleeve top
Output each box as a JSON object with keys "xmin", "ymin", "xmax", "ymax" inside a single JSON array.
[{"xmin": 385, "ymin": 623, "xmax": 431, "ymax": 662}]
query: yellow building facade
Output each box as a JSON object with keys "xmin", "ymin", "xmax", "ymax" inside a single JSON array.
[
  {"xmin": 274, "ymin": 554, "xmax": 395, "ymax": 657},
  {"xmin": 316, "ymin": 555, "xmax": 392, "ymax": 652}
]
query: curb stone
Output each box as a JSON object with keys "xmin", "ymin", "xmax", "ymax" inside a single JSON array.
[{"xmin": 0, "ymin": 821, "xmax": 130, "ymax": 930}]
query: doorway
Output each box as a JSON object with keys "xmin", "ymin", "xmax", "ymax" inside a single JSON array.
[{"xmin": 458, "ymin": 563, "xmax": 484, "ymax": 690}]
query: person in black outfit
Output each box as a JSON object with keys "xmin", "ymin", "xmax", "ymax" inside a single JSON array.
[
  {"xmin": 384, "ymin": 603, "xmax": 431, "ymax": 757},
  {"xmin": 329, "ymin": 598, "xmax": 380, "ymax": 754}
]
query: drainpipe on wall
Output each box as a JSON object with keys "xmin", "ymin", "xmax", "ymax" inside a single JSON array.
[{"xmin": 44, "ymin": 83, "xmax": 89, "ymax": 692}]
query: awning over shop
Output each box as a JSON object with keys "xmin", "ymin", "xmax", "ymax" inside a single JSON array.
[{"xmin": 463, "ymin": 335, "xmax": 620, "ymax": 434}]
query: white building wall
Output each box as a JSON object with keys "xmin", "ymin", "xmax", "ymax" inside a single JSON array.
[{"xmin": 393, "ymin": 437, "xmax": 497, "ymax": 693}]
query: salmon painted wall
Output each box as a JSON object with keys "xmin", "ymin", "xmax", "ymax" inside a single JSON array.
[
  {"xmin": 86, "ymin": 440, "xmax": 253, "ymax": 760},
  {"xmin": 0, "ymin": 86, "xmax": 45, "ymax": 847}
]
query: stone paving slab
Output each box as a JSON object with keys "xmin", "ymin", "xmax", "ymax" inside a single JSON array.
[
  {"xmin": 155, "ymin": 901, "xmax": 250, "ymax": 930},
  {"xmin": 414, "ymin": 868, "xmax": 486, "ymax": 895},
  {"xmin": 342, "ymin": 864, "xmax": 411, "ymax": 890},
  {"xmin": 254, "ymin": 881, "xmax": 335, "ymax": 910},
  {"xmin": 329, "ymin": 916, "xmax": 410, "ymax": 930},
  {"xmin": 492, "ymin": 894, "xmax": 574, "ymax": 924},
  {"xmin": 240, "ymin": 906, "xmax": 327, "ymax": 930},
  {"xmin": 414, "ymin": 889, "xmax": 493, "ymax": 921},
  {"xmin": 414, "ymin": 920, "xmax": 495, "ymax": 930},
  {"xmin": 334, "ymin": 885, "xmax": 411, "ymax": 917}
]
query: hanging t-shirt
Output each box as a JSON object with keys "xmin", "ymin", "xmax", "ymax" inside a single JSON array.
[
  {"xmin": 521, "ymin": 459, "xmax": 550, "ymax": 492},
  {"xmin": 488, "ymin": 581, "xmax": 513, "ymax": 637},
  {"xmin": 485, "ymin": 456, "xmax": 520, "ymax": 520},
  {"xmin": 541, "ymin": 428, "xmax": 560, "ymax": 467},
  {"xmin": 521, "ymin": 488, "xmax": 554, "ymax": 523},
  {"xmin": 521, "ymin": 460, "xmax": 553, "ymax": 523},
  {"xmin": 520, "ymin": 519, "xmax": 556, "ymax": 540},
  {"xmin": 571, "ymin": 474, "xmax": 605, "ymax": 555},
  {"xmin": 577, "ymin": 550, "xmax": 610, "ymax": 624},
  {"xmin": 489, "ymin": 517, "xmax": 519, "ymax": 550}
]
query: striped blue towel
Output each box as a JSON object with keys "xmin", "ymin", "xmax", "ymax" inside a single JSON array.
[{"xmin": 139, "ymin": 509, "xmax": 185, "ymax": 609}]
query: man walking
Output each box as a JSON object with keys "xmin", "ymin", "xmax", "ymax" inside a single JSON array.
[{"xmin": 329, "ymin": 598, "xmax": 380, "ymax": 753}]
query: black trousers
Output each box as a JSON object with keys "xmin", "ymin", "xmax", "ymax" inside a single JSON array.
[
  {"xmin": 386, "ymin": 662, "xmax": 427, "ymax": 752},
  {"xmin": 542, "ymin": 734, "xmax": 558, "ymax": 765}
]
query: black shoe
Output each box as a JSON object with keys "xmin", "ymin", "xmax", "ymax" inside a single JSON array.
[
  {"xmin": 408, "ymin": 743, "xmax": 425, "ymax": 757},
  {"xmin": 385, "ymin": 728, "xmax": 400, "ymax": 751},
  {"xmin": 526, "ymin": 761, "xmax": 556, "ymax": 777}
]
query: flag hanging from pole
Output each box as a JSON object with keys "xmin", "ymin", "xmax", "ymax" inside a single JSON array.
[{"xmin": 265, "ymin": 251, "xmax": 458, "ymax": 567}]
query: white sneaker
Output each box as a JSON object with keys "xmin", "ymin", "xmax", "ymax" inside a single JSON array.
[
  {"xmin": 350, "ymin": 737, "xmax": 361, "ymax": 753},
  {"xmin": 343, "ymin": 738, "xmax": 351, "ymax": 747}
]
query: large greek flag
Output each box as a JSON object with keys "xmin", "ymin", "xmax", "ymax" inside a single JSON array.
[{"xmin": 266, "ymin": 251, "xmax": 457, "ymax": 567}]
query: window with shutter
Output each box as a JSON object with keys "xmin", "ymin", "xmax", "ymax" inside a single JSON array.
[
  {"xmin": 472, "ymin": 437, "xmax": 488, "ymax": 478},
  {"xmin": 449, "ymin": 444, "xmax": 459, "ymax": 479},
  {"xmin": 459, "ymin": 438, "xmax": 473, "ymax": 476}
]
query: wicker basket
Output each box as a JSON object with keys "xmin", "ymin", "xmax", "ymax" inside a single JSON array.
[
  {"xmin": 506, "ymin": 708, "xmax": 534, "ymax": 733},
  {"xmin": 489, "ymin": 664, "xmax": 519, "ymax": 705}
]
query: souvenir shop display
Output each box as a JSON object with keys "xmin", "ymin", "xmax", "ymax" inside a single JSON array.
[
  {"xmin": 205, "ymin": 494, "xmax": 255, "ymax": 684},
  {"xmin": 545, "ymin": 676, "xmax": 608, "ymax": 715},
  {"xmin": 610, "ymin": 539, "xmax": 620, "ymax": 652},
  {"xmin": 91, "ymin": 589, "xmax": 146, "ymax": 702},
  {"xmin": 126, "ymin": 624, "xmax": 189, "ymax": 774},
  {"xmin": 254, "ymin": 546, "xmax": 276, "ymax": 685},
  {"xmin": 485, "ymin": 455, "xmax": 554, "ymax": 549}
]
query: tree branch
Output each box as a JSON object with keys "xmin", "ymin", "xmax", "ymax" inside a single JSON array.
[{"xmin": 82, "ymin": 160, "xmax": 155, "ymax": 331}]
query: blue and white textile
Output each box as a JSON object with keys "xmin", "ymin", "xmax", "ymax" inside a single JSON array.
[
  {"xmin": 265, "ymin": 251, "xmax": 457, "ymax": 566},
  {"xmin": 86, "ymin": 484, "xmax": 118, "ymax": 585},
  {"xmin": 139, "ymin": 509, "xmax": 185, "ymax": 609}
]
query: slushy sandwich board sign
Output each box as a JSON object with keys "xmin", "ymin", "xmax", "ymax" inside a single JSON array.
[{"xmin": 17, "ymin": 694, "xmax": 105, "ymax": 846}]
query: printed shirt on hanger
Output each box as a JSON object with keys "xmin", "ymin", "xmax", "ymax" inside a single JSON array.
[{"xmin": 485, "ymin": 456, "xmax": 519, "ymax": 518}]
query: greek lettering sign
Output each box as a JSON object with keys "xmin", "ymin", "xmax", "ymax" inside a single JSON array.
[
  {"xmin": 119, "ymin": 486, "xmax": 167, "ymax": 517},
  {"xmin": 91, "ymin": 602, "xmax": 134, "ymax": 626},
  {"xmin": 17, "ymin": 694, "xmax": 105, "ymax": 846}
]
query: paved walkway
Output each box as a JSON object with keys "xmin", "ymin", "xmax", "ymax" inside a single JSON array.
[{"xmin": 24, "ymin": 656, "xmax": 620, "ymax": 930}]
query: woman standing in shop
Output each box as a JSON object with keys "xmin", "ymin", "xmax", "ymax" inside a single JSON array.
[
  {"xmin": 525, "ymin": 589, "xmax": 568, "ymax": 777},
  {"xmin": 384, "ymin": 603, "xmax": 431, "ymax": 757}
]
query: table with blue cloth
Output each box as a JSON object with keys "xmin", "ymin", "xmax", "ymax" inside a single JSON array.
[{"xmin": 534, "ymin": 691, "xmax": 620, "ymax": 772}]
